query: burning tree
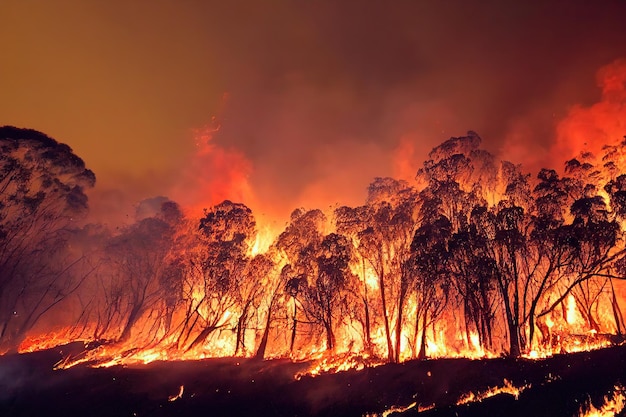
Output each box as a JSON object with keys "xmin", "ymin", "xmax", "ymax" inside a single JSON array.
[
  {"xmin": 273, "ymin": 208, "xmax": 326, "ymax": 355},
  {"xmin": 335, "ymin": 177, "xmax": 418, "ymax": 362},
  {"xmin": 406, "ymin": 215, "xmax": 452, "ymax": 359},
  {"xmin": 100, "ymin": 201, "xmax": 182, "ymax": 343},
  {"xmin": 176, "ymin": 200, "xmax": 256, "ymax": 353},
  {"xmin": 412, "ymin": 132, "xmax": 626, "ymax": 357},
  {"xmin": 6, "ymin": 127, "xmax": 626, "ymax": 368},
  {"xmin": 300, "ymin": 232, "xmax": 354, "ymax": 351}
]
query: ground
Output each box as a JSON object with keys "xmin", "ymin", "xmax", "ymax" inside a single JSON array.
[{"xmin": 1, "ymin": 343, "xmax": 625, "ymax": 416}]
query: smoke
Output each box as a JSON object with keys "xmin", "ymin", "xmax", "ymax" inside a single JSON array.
[
  {"xmin": 169, "ymin": 118, "xmax": 255, "ymax": 218},
  {"xmin": 551, "ymin": 59, "xmax": 626, "ymax": 166},
  {"xmin": 4, "ymin": 1, "xmax": 626, "ymax": 226},
  {"xmin": 163, "ymin": 56, "xmax": 626, "ymax": 226}
]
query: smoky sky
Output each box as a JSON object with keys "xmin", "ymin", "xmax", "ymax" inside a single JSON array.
[{"xmin": 2, "ymin": 1, "xmax": 626, "ymax": 222}]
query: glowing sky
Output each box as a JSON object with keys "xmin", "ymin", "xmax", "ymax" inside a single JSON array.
[{"xmin": 2, "ymin": 1, "xmax": 626, "ymax": 222}]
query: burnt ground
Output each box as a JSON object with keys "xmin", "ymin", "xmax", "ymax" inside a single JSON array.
[{"xmin": 0, "ymin": 343, "xmax": 625, "ymax": 417}]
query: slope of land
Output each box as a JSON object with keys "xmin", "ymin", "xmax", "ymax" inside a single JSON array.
[{"xmin": 1, "ymin": 343, "xmax": 625, "ymax": 417}]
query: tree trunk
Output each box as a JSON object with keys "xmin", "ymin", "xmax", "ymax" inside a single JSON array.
[
  {"xmin": 394, "ymin": 284, "xmax": 407, "ymax": 363},
  {"xmin": 500, "ymin": 282, "xmax": 521, "ymax": 357},
  {"xmin": 325, "ymin": 320, "xmax": 335, "ymax": 351},
  {"xmin": 507, "ymin": 316, "xmax": 521, "ymax": 358},
  {"xmin": 289, "ymin": 299, "xmax": 298, "ymax": 354},
  {"xmin": 418, "ymin": 309, "xmax": 428, "ymax": 360},
  {"xmin": 378, "ymin": 267, "xmax": 394, "ymax": 362},
  {"xmin": 363, "ymin": 295, "xmax": 372, "ymax": 351},
  {"xmin": 235, "ymin": 311, "xmax": 247, "ymax": 355},
  {"xmin": 235, "ymin": 300, "xmax": 252, "ymax": 355},
  {"xmin": 185, "ymin": 325, "xmax": 217, "ymax": 352},
  {"xmin": 609, "ymin": 278, "xmax": 624, "ymax": 336},
  {"xmin": 362, "ymin": 259, "xmax": 372, "ymax": 352},
  {"xmin": 255, "ymin": 309, "xmax": 273, "ymax": 359},
  {"xmin": 118, "ymin": 304, "xmax": 143, "ymax": 343}
]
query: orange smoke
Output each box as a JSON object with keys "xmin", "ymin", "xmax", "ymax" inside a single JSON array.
[
  {"xmin": 392, "ymin": 134, "xmax": 419, "ymax": 183},
  {"xmin": 552, "ymin": 59, "xmax": 626, "ymax": 164},
  {"xmin": 170, "ymin": 117, "xmax": 255, "ymax": 217}
]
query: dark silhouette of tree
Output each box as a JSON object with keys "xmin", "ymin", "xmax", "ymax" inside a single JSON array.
[
  {"xmin": 0, "ymin": 126, "xmax": 95, "ymax": 351},
  {"xmin": 407, "ymin": 215, "xmax": 452, "ymax": 359},
  {"xmin": 535, "ymin": 153, "xmax": 626, "ymax": 341},
  {"xmin": 416, "ymin": 133, "xmax": 500, "ymax": 354},
  {"xmin": 447, "ymin": 206, "xmax": 498, "ymax": 352},
  {"xmin": 274, "ymin": 208, "xmax": 325, "ymax": 354},
  {"xmin": 344, "ymin": 177, "xmax": 418, "ymax": 362},
  {"xmin": 234, "ymin": 253, "xmax": 273, "ymax": 356},
  {"xmin": 253, "ymin": 253, "xmax": 281, "ymax": 359},
  {"xmin": 334, "ymin": 204, "xmax": 376, "ymax": 353},
  {"xmin": 300, "ymin": 233, "xmax": 353, "ymax": 351},
  {"xmin": 105, "ymin": 213, "xmax": 178, "ymax": 343}
]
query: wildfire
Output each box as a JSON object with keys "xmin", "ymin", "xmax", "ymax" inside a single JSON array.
[
  {"xmin": 7, "ymin": 63, "xmax": 626, "ymax": 382},
  {"xmin": 18, "ymin": 325, "xmax": 85, "ymax": 353},
  {"xmin": 456, "ymin": 379, "xmax": 530, "ymax": 405},
  {"xmin": 294, "ymin": 352, "xmax": 384, "ymax": 379},
  {"xmin": 567, "ymin": 294, "xmax": 581, "ymax": 326},
  {"xmin": 577, "ymin": 385, "xmax": 625, "ymax": 417},
  {"xmin": 249, "ymin": 220, "xmax": 280, "ymax": 257},
  {"xmin": 364, "ymin": 402, "xmax": 435, "ymax": 417}
]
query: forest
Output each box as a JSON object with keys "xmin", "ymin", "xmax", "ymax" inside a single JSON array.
[{"xmin": 2, "ymin": 125, "xmax": 626, "ymax": 367}]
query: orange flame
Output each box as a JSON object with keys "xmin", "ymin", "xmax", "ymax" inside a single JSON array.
[
  {"xmin": 456, "ymin": 379, "xmax": 530, "ymax": 405},
  {"xmin": 577, "ymin": 385, "xmax": 625, "ymax": 417},
  {"xmin": 170, "ymin": 118, "xmax": 255, "ymax": 218},
  {"xmin": 552, "ymin": 59, "xmax": 626, "ymax": 164}
]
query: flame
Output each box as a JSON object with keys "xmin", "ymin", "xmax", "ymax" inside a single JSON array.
[
  {"xmin": 295, "ymin": 352, "xmax": 384, "ymax": 379},
  {"xmin": 364, "ymin": 402, "xmax": 435, "ymax": 417},
  {"xmin": 10, "ymin": 63, "xmax": 626, "ymax": 377},
  {"xmin": 552, "ymin": 59, "xmax": 626, "ymax": 164},
  {"xmin": 456, "ymin": 379, "xmax": 530, "ymax": 405},
  {"xmin": 168, "ymin": 385, "xmax": 184, "ymax": 402},
  {"xmin": 249, "ymin": 221, "xmax": 280, "ymax": 257},
  {"xmin": 18, "ymin": 325, "xmax": 85, "ymax": 353},
  {"xmin": 567, "ymin": 294, "xmax": 581, "ymax": 326},
  {"xmin": 170, "ymin": 117, "xmax": 256, "ymax": 218},
  {"xmin": 577, "ymin": 385, "xmax": 625, "ymax": 417}
]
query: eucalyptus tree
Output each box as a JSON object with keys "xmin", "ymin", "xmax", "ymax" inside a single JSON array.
[
  {"xmin": 0, "ymin": 126, "xmax": 95, "ymax": 352},
  {"xmin": 340, "ymin": 178, "xmax": 418, "ymax": 362},
  {"xmin": 300, "ymin": 232, "xmax": 353, "ymax": 351},
  {"xmin": 177, "ymin": 200, "xmax": 256, "ymax": 352},
  {"xmin": 273, "ymin": 208, "xmax": 326, "ymax": 354}
]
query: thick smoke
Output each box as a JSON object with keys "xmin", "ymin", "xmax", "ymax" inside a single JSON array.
[
  {"xmin": 552, "ymin": 59, "xmax": 626, "ymax": 166},
  {"xmin": 2, "ymin": 1, "xmax": 626, "ymax": 224}
]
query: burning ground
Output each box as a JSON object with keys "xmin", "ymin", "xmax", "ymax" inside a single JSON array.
[{"xmin": 1, "ymin": 342, "xmax": 625, "ymax": 416}]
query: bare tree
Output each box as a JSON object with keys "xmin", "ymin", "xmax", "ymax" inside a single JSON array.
[{"xmin": 105, "ymin": 214, "xmax": 178, "ymax": 343}]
